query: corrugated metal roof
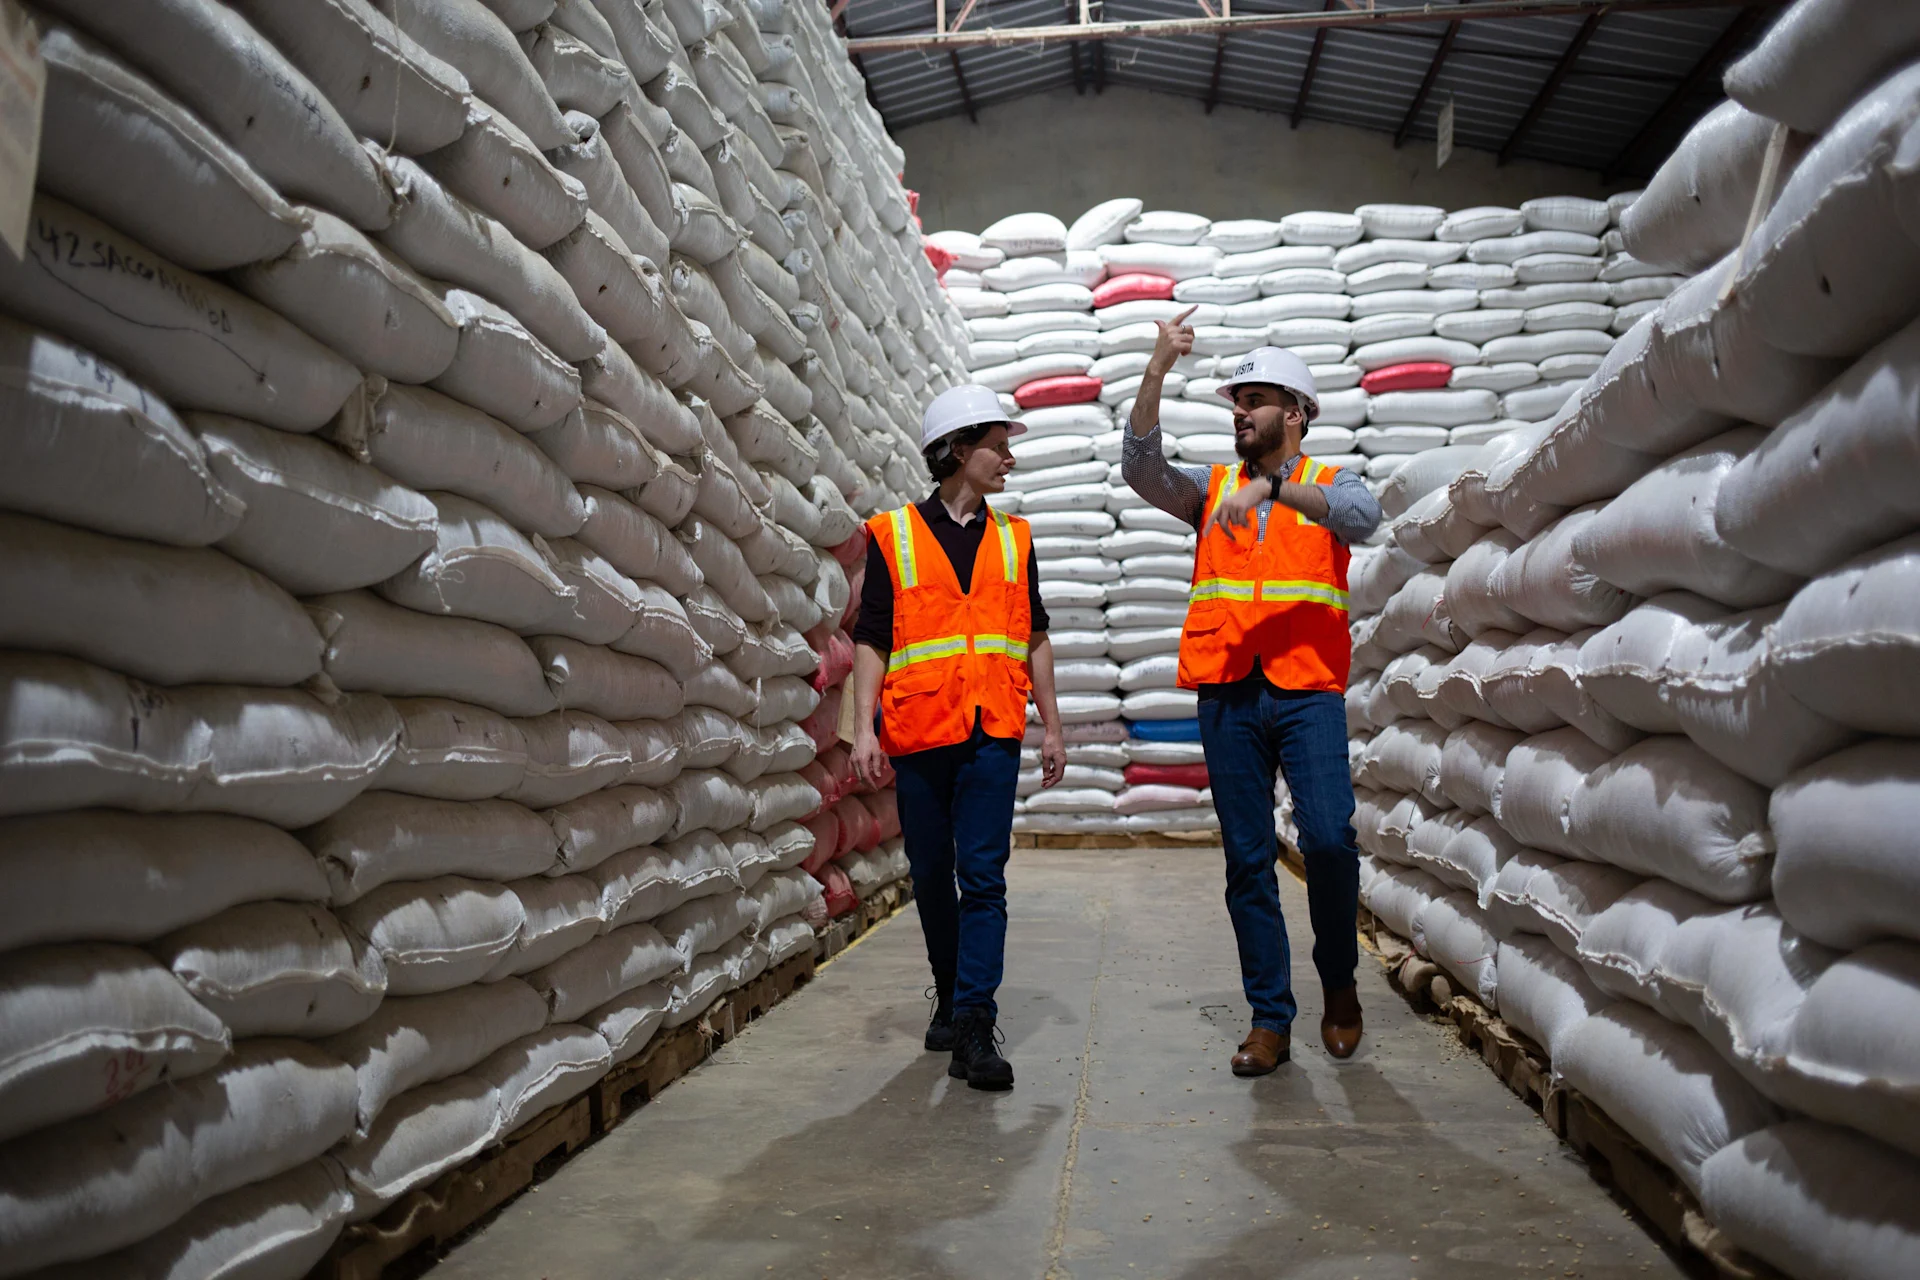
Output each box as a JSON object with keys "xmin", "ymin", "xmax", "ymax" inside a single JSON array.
[{"xmin": 840, "ymin": 0, "xmax": 1766, "ymax": 176}]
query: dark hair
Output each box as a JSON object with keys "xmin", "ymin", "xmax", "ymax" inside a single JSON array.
[{"xmin": 923, "ymin": 422, "xmax": 996, "ymax": 482}]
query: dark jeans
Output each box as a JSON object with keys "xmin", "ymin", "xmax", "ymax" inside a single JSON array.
[
  {"xmin": 890, "ymin": 719, "xmax": 1022, "ymax": 1018},
  {"xmin": 1197, "ymin": 673, "xmax": 1360, "ymax": 1033}
]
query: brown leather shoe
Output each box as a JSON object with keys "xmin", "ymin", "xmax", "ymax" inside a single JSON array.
[
  {"xmin": 1321, "ymin": 985, "xmax": 1363, "ymax": 1060},
  {"xmin": 1231, "ymin": 1028, "xmax": 1289, "ymax": 1076}
]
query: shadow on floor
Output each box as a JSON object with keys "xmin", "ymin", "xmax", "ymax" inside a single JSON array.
[{"xmin": 682, "ymin": 987, "xmax": 1076, "ymax": 1279}]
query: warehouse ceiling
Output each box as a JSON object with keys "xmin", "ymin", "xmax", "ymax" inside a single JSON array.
[{"xmin": 836, "ymin": 0, "xmax": 1773, "ymax": 178}]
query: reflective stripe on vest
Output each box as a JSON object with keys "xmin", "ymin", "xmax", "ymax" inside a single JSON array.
[
  {"xmin": 989, "ymin": 505, "xmax": 1020, "ymax": 582},
  {"xmin": 887, "ymin": 634, "xmax": 969, "ymax": 671},
  {"xmin": 974, "ymin": 633, "xmax": 1030, "ymax": 660},
  {"xmin": 888, "ymin": 505, "xmax": 919, "ymax": 588}
]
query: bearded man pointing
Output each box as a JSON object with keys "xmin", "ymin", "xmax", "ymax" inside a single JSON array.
[{"xmin": 1121, "ymin": 309, "xmax": 1382, "ymax": 1076}]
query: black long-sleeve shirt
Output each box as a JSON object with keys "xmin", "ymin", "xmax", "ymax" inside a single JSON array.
[{"xmin": 851, "ymin": 495, "xmax": 1049, "ymax": 654}]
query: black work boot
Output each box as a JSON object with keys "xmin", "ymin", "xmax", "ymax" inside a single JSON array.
[
  {"xmin": 948, "ymin": 1007, "xmax": 1014, "ymax": 1091},
  {"xmin": 924, "ymin": 980, "xmax": 956, "ymax": 1053}
]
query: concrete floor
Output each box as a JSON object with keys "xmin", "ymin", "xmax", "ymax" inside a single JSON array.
[{"xmin": 433, "ymin": 849, "xmax": 1686, "ymax": 1280}]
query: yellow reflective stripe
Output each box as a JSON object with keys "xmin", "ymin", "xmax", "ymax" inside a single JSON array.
[
  {"xmin": 1259, "ymin": 580, "xmax": 1350, "ymax": 609},
  {"xmin": 975, "ymin": 634, "xmax": 1030, "ymax": 661},
  {"xmin": 1191, "ymin": 577, "xmax": 1257, "ymax": 603},
  {"xmin": 889, "ymin": 505, "xmax": 918, "ymax": 589},
  {"xmin": 887, "ymin": 635, "xmax": 967, "ymax": 671},
  {"xmin": 989, "ymin": 506, "xmax": 1019, "ymax": 582}
]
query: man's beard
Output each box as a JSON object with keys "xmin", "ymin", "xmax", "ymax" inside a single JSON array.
[{"xmin": 1233, "ymin": 415, "xmax": 1288, "ymax": 462}]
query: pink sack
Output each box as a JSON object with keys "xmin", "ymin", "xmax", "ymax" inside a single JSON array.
[
  {"xmin": 867, "ymin": 787, "xmax": 901, "ymax": 841},
  {"xmin": 1015, "ymin": 376, "xmax": 1101, "ymax": 409},
  {"xmin": 1361, "ymin": 362, "xmax": 1455, "ymax": 393},
  {"xmin": 1094, "ymin": 274, "xmax": 1175, "ymax": 307}
]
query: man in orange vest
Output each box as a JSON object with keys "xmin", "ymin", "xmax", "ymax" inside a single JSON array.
[
  {"xmin": 850, "ymin": 385, "xmax": 1068, "ymax": 1090},
  {"xmin": 1123, "ymin": 312, "xmax": 1382, "ymax": 1076}
]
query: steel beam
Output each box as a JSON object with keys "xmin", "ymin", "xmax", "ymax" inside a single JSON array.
[
  {"xmin": 949, "ymin": 50, "xmax": 979, "ymax": 122},
  {"xmin": 1604, "ymin": 4, "xmax": 1766, "ymax": 179},
  {"xmin": 841, "ymin": 0, "xmax": 1752, "ymax": 55},
  {"xmin": 1290, "ymin": 0, "xmax": 1337, "ymax": 130},
  {"xmin": 1497, "ymin": 7, "xmax": 1607, "ymax": 165},
  {"xmin": 1395, "ymin": 6, "xmax": 1463, "ymax": 148},
  {"xmin": 1204, "ymin": 35, "xmax": 1228, "ymax": 114}
]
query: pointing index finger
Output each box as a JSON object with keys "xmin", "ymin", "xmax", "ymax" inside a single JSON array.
[{"xmin": 1172, "ymin": 305, "xmax": 1199, "ymax": 327}]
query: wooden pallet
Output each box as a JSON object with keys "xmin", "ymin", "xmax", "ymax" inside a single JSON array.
[
  {"xmin": 1444, "ymin": 995, "xmax": 1562, "ymax": 1132},
  {"xmin": 1559, "ymin": 1091, "xmax": 1784, "ymax": 1280},
  {"xmin": 590, "ymin": 949, "xmax": 817, "ymax": 1131},
  {"xmin": 1015, "ymin": 830, "xmax": 1229, "ymax": 849},
  {"xmin": 1361, "ymin": 918, "xmax": 1784, "ymax": 1280},
  {"xmin": 316, "ymin": 1094, "xmax": 593, "ymax": 1280}
]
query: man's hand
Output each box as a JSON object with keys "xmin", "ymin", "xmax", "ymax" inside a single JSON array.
[
  {"xmin": 1201, "ymin": 474, "xmax": 1271, "ymax": 539},
  {"xmin": 851, "ymin": 727, "xmax": 888, "ymax": 787},
  {"xmin": 1039, "ymin": 725, "xmax": 1068, "ymax": 789},
  {"xmin": 1147, "ymin": 305, "xmax": 1198, "ymax": 376}
]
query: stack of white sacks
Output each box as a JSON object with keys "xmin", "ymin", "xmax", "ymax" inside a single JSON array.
[
  {"xmin": 1347, "ymin": 5, "xmax": 1920, "ymax": 1276},
  {"xmin": 931, "ymin": 186, "xmax": 1670, "ymax": 837},
  {"xmin": 0, "ymin": 0, "xmax": 960, "ymax": 1273}
]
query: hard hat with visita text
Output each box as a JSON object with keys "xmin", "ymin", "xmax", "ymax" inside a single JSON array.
[{"xmin": 1215, "ymin": 346, "xmax": 1321, "ymax": 421}]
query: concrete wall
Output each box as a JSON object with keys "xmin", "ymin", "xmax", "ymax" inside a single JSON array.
[{"xmin": 900, "ymin": 86, "xmax": 1624, "ymax": 235}]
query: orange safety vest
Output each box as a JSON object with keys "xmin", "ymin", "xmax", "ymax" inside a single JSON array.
[
  {"xmin": 866, "ymin": 502, "xmax": 1034, "ymax": 756},
  {"xmin": 1177, "ymin": 456, "xmax": 1352, "ymax": 692}
]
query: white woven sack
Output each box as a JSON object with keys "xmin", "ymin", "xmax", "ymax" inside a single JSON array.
[
  {"xmin": 1720, "ymin": 320, "xmax": 1920, "ymax": 575},
  {"xmin": 1495, "ymin": 935, "xmax": 1609, "ymax": 1060},
  {"xmin": 1195, "ymin": 218, "xmax": 1280, "ymax": 251},
  {"xmin": 1356, "ymin": 426, "xmax": 1448, "ymax": 457},
  {"xmin": 1700, "ymin": 1120, "xmax": 1920, "ymax": 1280},
  {"xmin": 1733, "ymin": 65, "xmax": 1920, "ymax": 363},
  {"xmin": 1349, "ymin": 289, "xmax": 1478, "ymax": 320},
  {"xmin": 1335, "ymin": 239, "xmax": 1463, "ymax": 272},
  {"xmin": 1354, "ymin": 204, "xmax": 1444, "ymax": 239},
  {"xmin": 1125, "ymin": 210, "xmax": 1211, "ymax": 246},
  {"xmin": 1496, "ymin": 728, "xmax": 1614, "ymax": 857},
  {"xmin": 1434, "ymin": 310, "xmax": 1524, "ymax": 345},
  {"xmin": 1521, "ymin": 197, "xmax": 1610, "ymax": 236},
  {"xmin": 1217, "ymin": 245, "xmax": 1335, "ymax": 276},
  {"xmin": 1018, "ymin": 403, "xmax": 1113, "ymax": 438},
  {"xmin": 1566, "ymin": 736, "xmax": 1773, "ymax": 902},
  {"xmin": 1350, "ymin": 314, "xmax": 1432, "ymax": 346},
  {"xmin": 0, "ymin": 197, "xmax": 360, "ymax": 432},
  {"xmin": 949, "ymin": 288, "xmax": 1010, "ymax": 319},
  {"xmin": 0, "ymin": 1041, "xmax": 357, "ymax": 1273},
  {"xmin": 1365, "ymin": 389, "xmax": 1498, "ymax": 428},
  {"xmin": 1771, "ymin": 533, "xmax": 1920, "ymax": 735},
  {"xmin": 0, "ymin": 943, "xmax": 230, "ymax": 1145},
  {"xmin": 1421, "ymin": 892, "xmax": 1501, "ymax": 1008},
  {"xmin": 1345, "ymin": 262, "xmax": 1429, "ymax": 294},
  {"xmin": 1770, "ymin": 740, "xmax": 1920, "ymax": 951},
  {"xmin": 927, "ymin": 230, "xmax": 1003, "ymax": 270},
  {"xmin": 1066, "ymin": 198, "xmax": 1143, "ymax": 250},
  {"xmin": 1468, "ymin": 230, "xmax": 1601, "ymax": 265},
  {"xmin": 983, "ymin": 252, "xmax": 1106, "ymax": 291},
  {"xmin": 1349, "ymin": 337, "xmax": 1480, "ymax": 371},
  {"xmin": 1557, "ymin": 1003, "xmax": 1779, "ymax": 1195},
  {"xmin": 1016, "ymin": 328, "xmax": 1103, "ymax": 360},
  {"xmin": 1486, "ymin": 852, "xmax": 1639, "ymax": 958},
  {"xmin": 981, "ymin": 211, "xmax": 1067, "ymax": 257},
  {"xmin": 1099, "ymin": 299, "xmax": 1223, "ymax": 330},
  {"xmin": 1437, "ymin": 207, "xmax": 1523, "ymax": 242},
  {"xmin": 1722, "ymin": 0, "xmax": 1920, "ymax": 134},
  {"xmin": 1279, "ymin": 211, "xmax": 1362, "ymax": 247},
  {"xmin": 1257, "ymin": 268, "xmax": 1351, "ymax": 298},
  {"xmin": 1174, "ymin": 276, "xmax": 1260, "ymax": 304},
  {"xmin": 1430, "ymin": 261, "xmax": 1516, "ymax": 289},
  {"xmin": 1096, "ymin": 243, "xmax": 1222, "ymax": 281},
  {"xmin": 1575, "ymin": 426, "xmax": 1797, "ymax": 606}
]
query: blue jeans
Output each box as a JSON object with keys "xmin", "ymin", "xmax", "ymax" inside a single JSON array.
[
  {"xmin": 1197, "ymin": 673, "xmax": 1360, "ymax": 1033},
  {"xmin": 889, "ymin": 719, "xmax": 1022, "ymax": 1018}
]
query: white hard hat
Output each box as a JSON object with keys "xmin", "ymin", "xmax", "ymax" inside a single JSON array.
[
  {"xmin": 920, "ymin": 383, "xmax": 1025, "ymax": 451},
  {"xmin": 1216, "ymin": 346, "xmax": 1321, "ymax": 421}
]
